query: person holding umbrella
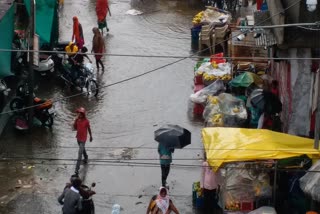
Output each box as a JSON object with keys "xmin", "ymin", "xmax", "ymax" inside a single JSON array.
[
  {"xmin": 154, "ymin": 124, "xmax": 191, "ymax": 188},
  {"xmin": 158, "ymin": 144, "xmax": 173, "ymax": 188}
]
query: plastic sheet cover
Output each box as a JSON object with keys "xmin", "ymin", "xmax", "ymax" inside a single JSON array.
[
  {"xmin": 202, "ymin": 128, "xmax": 320, "ymax": 170},
  {"xmin": 300, "ymin": 160, "xmax": 320, "ymax": 201}
]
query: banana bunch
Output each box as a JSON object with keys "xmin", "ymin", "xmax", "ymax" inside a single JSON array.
[
  {"xmin": 221, "ymin": 74, "xmax": 232, "ymax": 81},
  {"xmin": 196, "ymin": 70, "xmax": 204, "ymax": 75},
  {"xmin": 203, "ymin": 73, "xmax": 232, "ymax": 81},
  {"xmin": 207, "ymin": 95, "xmax": 219, "ymax": 105},
  {"xmin": 211, "ymin": 114, "xmax": 223, "ymax": 126},
  {"xmin": 192, "ymin": 11, "xmax": 204, "ymax": 25}
]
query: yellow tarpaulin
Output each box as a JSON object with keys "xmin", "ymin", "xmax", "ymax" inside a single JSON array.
[{"xmin": 202, "ymin": 127, "xmax": 320, "ymax": 169}]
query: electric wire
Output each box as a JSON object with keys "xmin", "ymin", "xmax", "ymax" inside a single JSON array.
[
  {"xmin": 1, "ymin": 159, "xmax": 318, "ymax": 173},
  {"xmin": 3, "ymin": 145, "xmax": 319, "ymax": 153},
  {"xmin": 0, "ymin": 156, "xmax": 316, "ymax": 163},
  {"xmin": 1, "ymin": 48, "xmax": 320, "ymax": 60}
]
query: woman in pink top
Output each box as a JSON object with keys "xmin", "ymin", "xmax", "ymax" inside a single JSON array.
[{"xmin": 201, "ymin": 155, "xmax": 222, "ymax": 214}]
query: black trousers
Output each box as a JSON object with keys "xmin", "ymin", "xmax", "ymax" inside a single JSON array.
[
  {"xmin": 161, "ymin": 164, "xmax": 170, "ymax": 187},
  {"xmin": 203, "ymin": 188, "xmax": 217, "ymax": 214}
]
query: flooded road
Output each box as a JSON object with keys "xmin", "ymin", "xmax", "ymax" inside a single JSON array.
[{"xmin": 0, "ymin": 0, "xmax": 205, "ymax": 213}]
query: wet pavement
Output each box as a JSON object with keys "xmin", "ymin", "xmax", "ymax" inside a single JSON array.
[{"xmin": 0, "ymin": 0, "xmax": 205, "ymax": 213}]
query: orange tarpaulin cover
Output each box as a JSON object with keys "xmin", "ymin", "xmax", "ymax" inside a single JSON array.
[{"xmin": 96, "ymin": 0, "xmax": 109, "ymax": 22}]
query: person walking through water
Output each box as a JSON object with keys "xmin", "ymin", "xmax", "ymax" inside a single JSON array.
[
  {"xmin": 92, "ymin": 27, "xmax": 105, "ymax": 72},
  {"xmin": 96, "ymin": 0, "xmax": 111, "ymax": 35},
  {"xmin": 148, "ymin": 187, "xmax": 179, "ymax": 214},
  {"xmin": 72, "ymin": 16, "xmax": 85, "ymax": 49},
  {"xmin": 73, "ymin": 107, "xmax": 93, "ymax": 175},
  {"xmin": 158, "ymin": 144, "xmax": 173, "ymax": 188}
]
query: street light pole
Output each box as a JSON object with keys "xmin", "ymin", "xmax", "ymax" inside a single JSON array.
[{"xmin": 27, "ymin": 0, "xmax": 35, "ymax": 128}]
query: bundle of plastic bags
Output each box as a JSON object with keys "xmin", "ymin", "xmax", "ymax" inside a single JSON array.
[
  {"xmin": 203, "ymin": 93, "xmax": 248, "ymax": 127},
  {"xmin": 190, "ymin": 80, "xmax": 225, "ymax": 104},
  {"xmin": 300, "ymin": 160, "xmax": 320, "ymax": 202}
]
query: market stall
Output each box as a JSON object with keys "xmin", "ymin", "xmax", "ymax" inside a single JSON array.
[{"xmin": 200, "ymin": 127, "xmax": 319, "ymax": 213}]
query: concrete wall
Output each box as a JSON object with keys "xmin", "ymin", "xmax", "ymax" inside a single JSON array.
[{"xmin": 288, "ymin": 48, "xmax": 312, "ymax": 136}]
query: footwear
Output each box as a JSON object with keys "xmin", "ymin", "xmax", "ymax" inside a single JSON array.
[
  {"xmin": 83, "ymin": 159, "xmax": 88, "ymax": 164},
  {"xmin": 107, "ymin": 28, "xmax": 109, "ymax": 32}
]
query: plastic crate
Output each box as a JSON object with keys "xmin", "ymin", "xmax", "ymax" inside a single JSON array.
[
  {"xmin": 195, "ymin": 196, "xmax": 204, "ymax": 209},
  {"xmin": 193, "ymin": 103, "xmax": 204, "ymax": 115},
  {"xmin": 194, "ymin": 84, "xmax": 204, "ymax": 93},
  {"xmin": 194, "ymin": 75, "xmax": 203, "ymax": 85},
  {"xmin": 241, "ymin": 201, "xmax": 254, "ymax": 211}
]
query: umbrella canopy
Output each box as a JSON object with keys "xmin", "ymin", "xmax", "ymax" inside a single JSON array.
[
  {"xmin": 154, "ymin": 125, "xmax": 191, "ymax": 149},
  {"xmin": 250, "ymin": 89, "xmax": 282, "ymax": 114},
  {"xmin": 229, "ymin": 72, "xmax": 263, "ymax": 88}
]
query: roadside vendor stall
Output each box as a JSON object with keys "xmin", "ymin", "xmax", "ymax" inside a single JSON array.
[{"xmin": 200, "ymin": 128, "xmax": 320, "ymax": 213}]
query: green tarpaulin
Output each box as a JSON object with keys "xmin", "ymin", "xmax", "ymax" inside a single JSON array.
[
  {"xmin": 0, "ymin": 3, "xmax": 14, "ymax": 78},
  {"xmin": 24, "ymin": 0, "xmax": 57, "ymax": 45}
]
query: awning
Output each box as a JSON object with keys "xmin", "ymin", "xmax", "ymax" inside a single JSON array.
[
  {"xmin": 0, "ymin": 1, "xmax": 14, "ymax": 78},
  {"xmin": 24, "ymin": 0, "xmax": 57, "ymax": 45},
  {"xmin": 202, "ymin": 127, "xmax": 320, "ymax": 170}
]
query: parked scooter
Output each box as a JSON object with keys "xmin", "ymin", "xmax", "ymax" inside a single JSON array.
[
  {"xmin": 10, "ymin": 83, "xmax": 55, "ymax": 129},
  {"xmin": 60, "ymin": 59, "xmax": 99, "ymax": 97},
  {"xmin": 12, "ymin": 33, "xmax": 55, "ymax": 76}
]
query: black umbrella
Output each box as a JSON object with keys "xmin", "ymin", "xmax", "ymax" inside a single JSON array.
[
  {"xmin": 154, "ymin": 124, "xmax": 191, "ymax": 149},
  {"xmin": 250, "ymin": 89, "xmax": 282, "ymax": 114}
]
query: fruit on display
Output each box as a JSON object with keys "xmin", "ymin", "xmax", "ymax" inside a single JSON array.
[
  {"xmin": 192, "ymin": 11, "xmax": 204, "ymax": 25},
  {"xmin": 203, "ymin": 73, "xmax": 232, "ymax": 81},
  {"xmin": 225, "ymin": 201, "xmax": 241, "ymax": 211},
  {"xmin": 210, "ymin": 114, "xmax": 224, "ymax": 126},
  {"xmin": 232, "ymin": 107, "xmax": 240, "ymax": 113},
  {"xmin": 208, "ymin": 96, "xmax": 219, "ymax": 105}
]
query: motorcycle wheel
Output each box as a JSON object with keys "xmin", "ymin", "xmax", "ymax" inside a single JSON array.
[
  {"xmin": 10, "ymin": 97, "xmax": 24, "ymax": 111},
  {"xmin": 42, "ymin": 111, "xmax": 54, "ymax": 127},
  {"xmin": 86, "ymin": 80, "xmax": 99, "ymax": 97}
]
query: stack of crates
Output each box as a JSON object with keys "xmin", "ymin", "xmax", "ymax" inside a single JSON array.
[{"xmin": 192, "ymin": 182, "xmax": 204, "ymax": 209}]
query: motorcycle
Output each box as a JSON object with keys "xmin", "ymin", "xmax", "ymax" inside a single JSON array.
[
  {"xmin": 10, "ymin": 83, "xmax": 55, "ymax": 129},
  {"xmin": 60, "ymin": 58, "xmax": 99, "ymax": 97},
  {"xmin": 80, "ymin": 182, "xmax": 96, "ymax": 214}
]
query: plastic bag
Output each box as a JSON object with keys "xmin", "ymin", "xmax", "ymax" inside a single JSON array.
[
  {"xmin": 248, "ymin": 206, "xmax": 276, "ymax": 214},
  {"xmin": 300, "ymin": 160, "xmax": 320, "ymax": 201},
  {"xmin": 203, "ymin": 93, "xmax": 248, "ymax": 127},
  {"xmin": 223, "ymin": 163, "xmax": 272, "ymax": 211},
  {"xmin": 190, "ymin": 80, "xmax": 225, "ymax": 104}
]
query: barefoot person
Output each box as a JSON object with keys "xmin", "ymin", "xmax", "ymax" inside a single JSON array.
[
  {"xmin": 96, "ymin": 0, "xmax": 111, "ymax": 35},
  {"xmin": 150, "ymin": 187, "xmax": 179, "ymax": 214},
  {"xmin": 92, "ymin": 27, "xmax": 105, "ymax": 71},
  {"xmin": 72, "ymin": 16, "xmax": 85, "ymax": 49}
]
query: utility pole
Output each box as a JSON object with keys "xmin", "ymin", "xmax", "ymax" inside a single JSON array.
[
  {"xmin": 27, "ymin": 0, "xmax": 35, "ymax": 128},
  {"xmin": 314, "ymin": 67, "xmax": 320, "ymax": 150}
]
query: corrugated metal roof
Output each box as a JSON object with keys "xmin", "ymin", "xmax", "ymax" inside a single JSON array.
[{"xmin": 0, "ymin": 0, "xmax": 14, "ymax": 20}]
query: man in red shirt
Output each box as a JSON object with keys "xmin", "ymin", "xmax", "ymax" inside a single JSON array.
[{"xmin": 73, "ymin": 107, "xmax": 93, "ymax": 175}]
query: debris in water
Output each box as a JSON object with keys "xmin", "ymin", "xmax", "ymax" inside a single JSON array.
[{"xmin": 125, "ymin": 9, "xmax": 143, "ymax": 15}]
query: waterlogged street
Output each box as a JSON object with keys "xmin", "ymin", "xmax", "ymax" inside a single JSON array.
[{"xmin": 0, "ymin": 0, "xmax": 205, "ymax": 213}]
